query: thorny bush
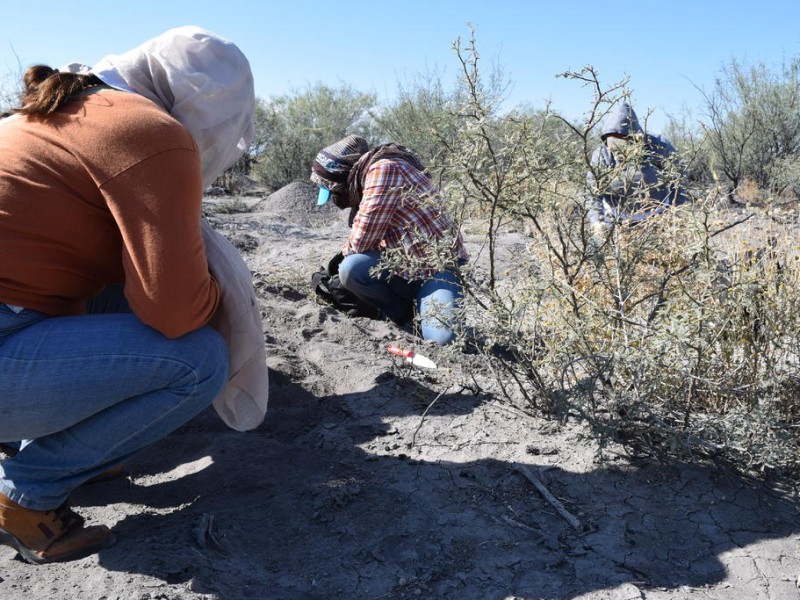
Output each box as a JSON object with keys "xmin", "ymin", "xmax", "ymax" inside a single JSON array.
[{"xmin": 408, "ymin": 33, "xmax": 800, "ymax": 477}]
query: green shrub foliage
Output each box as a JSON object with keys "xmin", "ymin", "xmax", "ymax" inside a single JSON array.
[{"xmin": 250, "ymin": 83, "xmax": 377, "ymax": 190}]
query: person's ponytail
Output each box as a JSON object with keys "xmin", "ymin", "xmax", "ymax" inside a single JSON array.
[{"xmin": 15, "ymin": 65, "xmax": 104, "ymax": 116}]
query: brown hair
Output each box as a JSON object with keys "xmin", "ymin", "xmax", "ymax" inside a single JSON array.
[{"xmin": 15, "ymin": 65, "xmax": 104, "ymax": 116}]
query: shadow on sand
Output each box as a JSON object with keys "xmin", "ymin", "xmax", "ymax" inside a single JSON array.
[{"xmin": 77, "ymin": 370, "xmax": 800, "ymax": 599}]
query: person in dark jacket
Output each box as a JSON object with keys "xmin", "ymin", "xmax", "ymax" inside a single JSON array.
[{"xmin": 586, "ymin": 101, "xmax": 688, "ymax": 236}]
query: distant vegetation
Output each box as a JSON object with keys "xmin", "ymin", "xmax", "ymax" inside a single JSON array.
[
  {"xmin": 240, "ymin": 40, "xmax": 800, "ymax": 213},
  {"xmin": 3, "ymin": 31, "xmax": 799, "ymax": 477}
]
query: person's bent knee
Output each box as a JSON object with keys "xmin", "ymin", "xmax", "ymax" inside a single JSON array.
[
  {"xmin": 421, "ymin": 323, "xmax": 456, "ymax": 346},
  {"xmin": 183, "ymin": 326, "xmax": 229, "ymax": 401},
  {"xmin": 201, "ymin": 327, "xmax": 229, "ymax": 395},
  {"xmin": 338, "ymin": 253, "xmax": 379, "ymax": 289},
  {"xmin": 337, "ymin": 257, "xmax": 356, "ymax": 289}
]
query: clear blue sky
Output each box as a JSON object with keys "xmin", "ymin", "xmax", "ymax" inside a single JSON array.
[{"xmin": 2, "ymin": 1, "xmax": 799, "ymax": 132}]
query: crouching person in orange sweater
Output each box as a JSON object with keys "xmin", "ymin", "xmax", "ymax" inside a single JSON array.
[{"xmin": 0, "ymin": 26, "xmax": 255, "ymax": 564}]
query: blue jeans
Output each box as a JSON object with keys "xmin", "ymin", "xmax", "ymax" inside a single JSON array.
[
  {"xmin": 338, "ymin": 251, "xmax": 463, "ymax": 345},
  {"xmin": 0, "ymin": 286, "xmax": 228, "ymax": 510}
]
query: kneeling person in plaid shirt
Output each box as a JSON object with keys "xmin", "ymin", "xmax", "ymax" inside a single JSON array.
[{"xmin": 310, "ymin": 135, "xmax": 469, "ymax": 346}]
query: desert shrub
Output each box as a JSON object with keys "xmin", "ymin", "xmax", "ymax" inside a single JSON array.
[
  {"xmin": 250, "ymin": 83, "xmax": 378, "ymax": 190},
  {"xmin": 771, "ymin": 155, "xmax": 800, "ymax": 200},
  {"xmin": 700, "ymin": 56, "xmax": 800, "ymax": 201},
  {"xmin": 516, "ymin": 198, "xmax": 800, "ymax": 470},
  {"xmin": 371, "ymin": 70, "xmax": 459, "ymax": 172},
  {"xmin": 663, "ymin": 114, "xmax": 714, "ymax": 187},
  {"xmin": 211, "ymin": 154, "xmax": 254, "ymax": 195},
  {"xmin": 425, "ymin": 35, "xmax": 800, "ymax": 476}
]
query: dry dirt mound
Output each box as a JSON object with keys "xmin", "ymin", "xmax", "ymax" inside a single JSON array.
[{"xmin": 256, "ymin": 181, "xmax": 341, "ymax": 222}]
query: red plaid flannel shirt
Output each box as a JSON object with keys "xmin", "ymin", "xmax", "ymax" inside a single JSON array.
[{"xmin": 344, "ymin": 159, "xmax": 468, "ymax": 279}]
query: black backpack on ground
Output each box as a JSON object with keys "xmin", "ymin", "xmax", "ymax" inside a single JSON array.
[{"xmin": 311, "ymin": 252, "xmax": 383, "ymax": 320}]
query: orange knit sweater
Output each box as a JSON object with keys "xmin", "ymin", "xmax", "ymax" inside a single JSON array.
[{"xmin": 0, "ymin": 89, "xmax": 219, "ymax": 338}]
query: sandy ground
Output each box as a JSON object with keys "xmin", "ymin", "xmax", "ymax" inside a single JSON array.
[{"xmin": 1, "ymin": 182, "xmax": 799, "ymax": 600}]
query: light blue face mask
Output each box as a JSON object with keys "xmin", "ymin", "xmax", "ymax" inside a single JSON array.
[{"xmin": 317, "ymin": 186, "xmax": 331, "ymax": 206}]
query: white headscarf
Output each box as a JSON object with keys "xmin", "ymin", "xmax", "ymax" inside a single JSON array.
[
  {"xmin": 92, "ymin": 25, "xmax": 255, "ymax": 188},
  {"xmin": 93, "ymin": 27, "xmax": 267, "ymax": 431}
]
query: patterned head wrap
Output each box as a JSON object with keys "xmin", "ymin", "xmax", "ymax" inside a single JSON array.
[
  {"xmin": 310, "ymin": 135, "xmax": 370, "ymax": 202},
  {"xmin": 91, "ymin": 26, "xmax": 255, "ymax": 188}
]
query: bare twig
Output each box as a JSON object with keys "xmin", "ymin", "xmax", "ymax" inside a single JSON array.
[
  {"xmin": 499, "ymin": 514, "xmax": 542, "ymax": 534},
  {"xmin": 514, "ymin": 464, "xmax": 581, "ymax": 530},
  {"xmin": 195, "ymin": 513, "xmax": 224, "ymax": 551},
  {"xmin": 410, "ymin": 386, "xmax": 450, "ymax": 447}
]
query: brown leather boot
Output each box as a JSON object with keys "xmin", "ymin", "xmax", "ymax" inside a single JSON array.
[{"xmin": 0, "ymin": 492, "xmax": 114, "ymax": 564}]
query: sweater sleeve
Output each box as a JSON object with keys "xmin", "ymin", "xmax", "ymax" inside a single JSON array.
[{"xmin": 100, "ymin": 146, "xmax": 220, "ymax": 338}]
